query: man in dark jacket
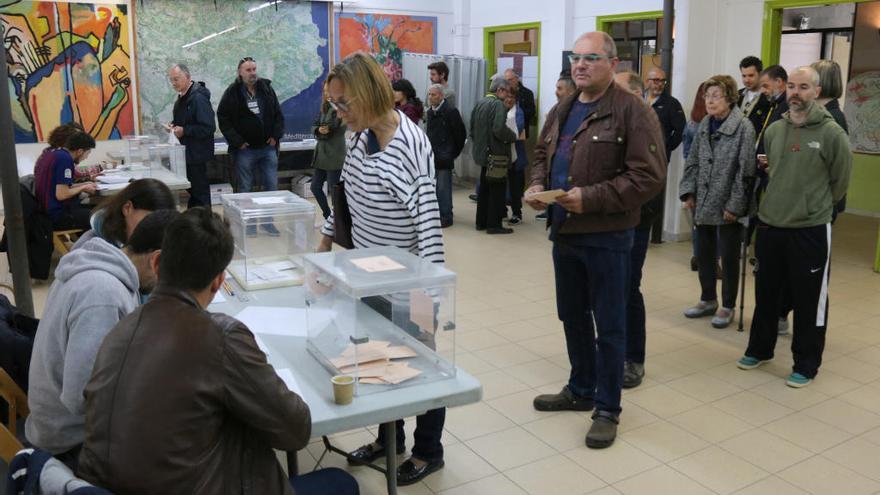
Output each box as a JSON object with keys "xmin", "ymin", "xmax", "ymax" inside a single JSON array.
[
  {"xmin": 526, "ymin": 32, "xmax": 666, "ymax": 449},
  {"xmin": 470, "ymin": 75, "xmax": 517, "ymax": 234},
  {"xmin": 169, "ymin": 64, "xmax": 215, "ymax": 208},
  {"xmin": 217, "ymin": 58, "xmax": 285, "ymax": 199},
  {"xmin": 737, "ymin": 56, "xmax": 770, "ymax": 125},
  {"xmin": 77, "ymin": 208, "xmax": 358, "ymax": 495},
  {"xmin": 645, "ymin": 68, "xmax": 686, "ymax": 159},
  {"xmin": 505, "ymin": 68, "xmax": 536, "ymax": 137},
  {"xmin": 426, "ymin": 84, "xmax": 466, "ymax": 228}
]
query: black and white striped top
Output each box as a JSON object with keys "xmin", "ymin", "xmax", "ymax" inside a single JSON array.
[{"xmin": 322, "ymin": 110, "xmax": 445, "ymax": 264}]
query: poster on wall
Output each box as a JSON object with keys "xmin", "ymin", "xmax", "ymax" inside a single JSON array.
[
  {"xmin": 335, "ymin": 13, "xmax": 437, "ymax": 81},
  {"xmin": 2, "ymin": 0, "xmax": 135, "ymax": 143},
  {"xmin": 136, "ymin": 0, "xmax": 329, "ymax": 140}
]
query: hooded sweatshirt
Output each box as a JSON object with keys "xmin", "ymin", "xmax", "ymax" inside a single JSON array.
[
  {"xmin": 26, "ymin": 237, "xmax": 140, "ymax": 454},
  {"xmin": 758, "ymin": 102, "xmax": 852, "ymax": 229}
]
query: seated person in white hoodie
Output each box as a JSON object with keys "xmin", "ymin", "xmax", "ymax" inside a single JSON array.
[{"xmin": 25, "ymin": 209, "xmax": 180, "ymax": 470}]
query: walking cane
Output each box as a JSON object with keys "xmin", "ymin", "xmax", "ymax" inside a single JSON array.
[{"xmin": 737, "ymin": 176, "xmax": 757, "ymax": 332}]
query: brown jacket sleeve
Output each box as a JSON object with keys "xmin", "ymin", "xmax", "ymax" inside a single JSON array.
[
  {"xmin": 220, "ymin": 316, "xmax": 312, "ymax": 451},
  {"xmin": 580, "ymin": 99, "xmax": 667, "ymax": 214}
]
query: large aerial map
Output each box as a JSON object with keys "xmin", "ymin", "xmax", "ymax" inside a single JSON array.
[{"xmin": 135, "ymin": 0, "xmax": 329, "ymax": 140}]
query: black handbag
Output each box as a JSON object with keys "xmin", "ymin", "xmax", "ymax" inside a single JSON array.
[{"xmin": 331, "ymin": 181, "xmax": 354, "ymax": 249}]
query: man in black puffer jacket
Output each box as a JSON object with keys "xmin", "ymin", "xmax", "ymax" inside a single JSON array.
[
  {"xmin": 169, "ymin": 64, "xmax": 216, "ymax": 207},
  {"xmin": 425, "ymin": 84, "xmax": 466, "ymax": 228}
]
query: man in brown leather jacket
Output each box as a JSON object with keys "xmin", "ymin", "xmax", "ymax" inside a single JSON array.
[
  {"xmin": 525, "ymin": 32, "xmax": 666, "ymax": 449},
  {"xmin": 77, "ymin": 208, "xmax": 359, "ymax": 495}
]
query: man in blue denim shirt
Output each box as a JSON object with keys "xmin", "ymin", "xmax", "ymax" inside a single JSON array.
[{"xmin": 525, "ymin": 32, "xmax": 666, "ymax": 449}]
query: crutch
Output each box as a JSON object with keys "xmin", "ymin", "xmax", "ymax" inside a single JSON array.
[{"xmin": 737, "ymin": 176, "xmax": 757, "ymax": 332}]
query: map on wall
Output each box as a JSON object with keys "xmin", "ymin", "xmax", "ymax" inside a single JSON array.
[
  {"xmin": 2, "ymin": 0, "xmax": 135, "ymax": 143},
  {"xmin": 335, "ymin": 13, "xmax": 436, "ymax": 81},
  {"xmin": 136, "ymin": 0, "xmax": 329, "ymax": 140},
  {"xmin": 845, "ymin": 71, "xmax": 880, "ymax": 154}
]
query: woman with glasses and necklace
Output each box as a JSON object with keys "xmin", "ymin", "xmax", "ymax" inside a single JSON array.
[
  {"xmin": 317, "ymin": 52, "xmax": 446, "ymax": 486},
  {"xmin": 679, "ymin": 75, "xmax": 756, "ymax": 329}
]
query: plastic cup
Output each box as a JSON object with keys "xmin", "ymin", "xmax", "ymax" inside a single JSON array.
[{"xmin": 332, "ymin": 375, "xmax": 355, "ymax": 405}]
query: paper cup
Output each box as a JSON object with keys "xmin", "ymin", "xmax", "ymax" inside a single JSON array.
[{"xmin": 332, "ymin": 375, "xmax": 355, "ymax": 405}]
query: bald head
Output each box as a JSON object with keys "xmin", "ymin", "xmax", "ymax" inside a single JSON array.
[
  {"xmin": 786, "ymin": 66, "xmax": 822, "ymax": 113},
  {"xmin": 570, "ymin": 32, "xmax": 619, "ymax": 97},
  {"xmin": 646, "ymin": 67, "xmax": 667, "ymax": 98}
]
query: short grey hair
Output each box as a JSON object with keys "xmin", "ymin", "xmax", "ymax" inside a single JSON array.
[
  {"xmin": 574, "ymin": 31, "xmax": 618, "ymax": 58},
  {"xmin": 618, "ymin": 71, "xmax": 643, "ymax": 93},
  {"xmin": 489, "ymin": 73, "xmax": 511, "ymax": 93},
  {"xmin": 427, "ymin": 83, "xmax": 446, "ymax": 94},
  {"xmin": 810, "ymin": 59, "xmax": 842, "ymax": 99},
  {"xmin": 170, "ymin": 63, "xmax": 191, "ymax": 77},
  {"xmin": 504, "ymin": 68, "xmax": 522, "ymax": 79},
  {"xmin": 792, "ymin": 66, "xmax": 820, "ymax": 87}
]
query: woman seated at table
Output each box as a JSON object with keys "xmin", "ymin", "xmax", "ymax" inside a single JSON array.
[{"xmin": 317, "ymin": 52, "xmax": 446, "ymax": 487}]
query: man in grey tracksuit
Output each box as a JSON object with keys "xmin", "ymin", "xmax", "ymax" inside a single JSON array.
[{"xmin": 25, "ymin": 210, "xmax": 178, "ymax": 470}]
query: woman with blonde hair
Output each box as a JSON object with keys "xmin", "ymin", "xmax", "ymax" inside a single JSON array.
[
  {"xmin": 317, "ymin": 52, "xmax": 446, "ymax": 486},
  {"xmin": 679, "ymin": 74, "xmax": 756, "ymax": 329}
]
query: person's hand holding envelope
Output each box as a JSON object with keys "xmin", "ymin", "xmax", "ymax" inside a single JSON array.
[{"xmin": 524, "ymin": 185, "xmax": 567, "ymax": 211}]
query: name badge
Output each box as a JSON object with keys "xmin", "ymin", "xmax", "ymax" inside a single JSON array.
[{"xmin": 247, "ymin": 100, "xmax": 260, "ymax": 115}]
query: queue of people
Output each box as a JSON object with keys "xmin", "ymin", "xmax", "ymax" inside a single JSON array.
[{"xmin": 16, "ymin": 24, "xmax": 853, "ymax": 494}]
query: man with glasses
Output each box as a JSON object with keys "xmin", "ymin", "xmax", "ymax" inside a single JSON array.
[
  {"xmin": 217, "ymin": 57, "xmax": 285, "ymax": 228},
  {"xmin": 644, "ymin": 67, "xmax": 686, "ymax": 163},
  {"xmin": 525, "ymin": 32, "xmax": 666, "ymax": 448}
]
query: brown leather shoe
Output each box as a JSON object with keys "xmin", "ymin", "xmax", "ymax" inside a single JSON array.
[{"xmin": 533, "ymin": 386, "xmax": 594, "ymax": 412}]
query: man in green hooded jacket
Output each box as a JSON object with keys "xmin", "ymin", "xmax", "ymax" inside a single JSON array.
[{"xmin": 738, "ymin": 66, "xmax": 852, "ymax": 389}]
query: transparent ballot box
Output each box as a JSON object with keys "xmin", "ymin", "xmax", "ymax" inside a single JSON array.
[
  {"xmin": 302, "ymin": 246, "xmax": 456, "ymax": 395},
  {"xmin": 146, "ymin": 144, "xmax": 186, "ymax": 177},
  {"xmin": 123, "ymin": 135, "xmax": 159, "ymax": 165},
  {"xmin": 222, "ymin": 190, "xmax": 316, "ymax": 290}
]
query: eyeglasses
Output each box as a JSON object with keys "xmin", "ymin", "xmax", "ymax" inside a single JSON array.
[
  {"xmin": 703, "ymin": 92, "xmax": 725, "ymax": 101},
  {"xmin": 647, "ymin": 78, "xmax": 667, "ymax": 84},
  {"xmin": 327, "ymin": 97, "xmax": 355, "ymax": 114},
  {"xmin": 568, "ymin": 53, "xmax": 613, "ymax": 65}
]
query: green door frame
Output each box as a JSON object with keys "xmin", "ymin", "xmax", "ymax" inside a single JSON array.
[
  {"xmin": 761, "ymin": 0, "xmax": 872, "ymax": 64},
  {"xmin": 482, "ymin": 22, "xmax": 542, "ymax": 99},
  {"xmin": 595, "ymin": 10, "xmax": 664, "ymax": 33}
]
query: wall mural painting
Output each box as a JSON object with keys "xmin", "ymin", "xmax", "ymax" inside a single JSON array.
[
  {"xmin": 2, "ymin": 0, "xmax": 134, "ymax": 143},
  {"xmin": 335, "ymin": 12, "xmax": 436, "ymax": 81}
]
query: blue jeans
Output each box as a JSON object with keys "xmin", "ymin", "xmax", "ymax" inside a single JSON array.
[
  {"xmin": 436, "ymin": 169, "xmax": 453, "ymax": 223},
  {"xmin": 552, "ymin": 238, "xmax": 631, "ymax": 416},
  {"xmin": 235, "ymin": 146, "xmax": 278, "ymax": 193},
  {"xmin": 290, "ymin": 468, "xmax": 359, "ymax": 495},
  {"xmin": 312, "ymin": 168, "xmax": 342, "ymax": 219},
  {"xmin": 626, "ymin": 226, "xmax": 651, "ymax": 364}
]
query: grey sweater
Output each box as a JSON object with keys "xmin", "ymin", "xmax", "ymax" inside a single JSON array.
[
  {"xmin": 26, "ymin": 237, "xmax": 140, "ymax": 454},
  {"xmin": 679, "ymin": 106, "xmax": 757, "ymax": 225}
]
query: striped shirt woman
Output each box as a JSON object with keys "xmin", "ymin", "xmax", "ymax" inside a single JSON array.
[{"xmin": 321, "ymin": 109, "xmax": 445, "ymax": 264}]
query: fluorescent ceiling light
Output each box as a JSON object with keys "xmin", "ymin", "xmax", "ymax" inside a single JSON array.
[
  {"xmin": 182, "ymin": 26, "xmax": 238, "ymax": 49},
  {"xmin": 249, "ymin": 1, "xmax": 282, "ymax": 13}
]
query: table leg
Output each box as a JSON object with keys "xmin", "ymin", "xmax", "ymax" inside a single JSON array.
[
  {"xmin": 286, "ymin": 450, "xmax": 299, "ymax": 476},
  {"xmin": 383, "ymin": 422, "xmax": 397, "ymax": 495}
]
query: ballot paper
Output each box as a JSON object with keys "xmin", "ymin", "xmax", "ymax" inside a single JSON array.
[
  {"xmin": 234, "ymin": 307, "xmax": 308, "ymax": 337},
  {"xmin": 96, "ymin": 174, "xmax": 132, "ymax": 184},
  {"xmin": 275, "ymin": 368, "xmax": 304, "ymax": 397},
  {"xmin": 330, "ymin": 341, "xmax": 422, "ymax": 384},
  {"xmin": 96, "ymin": 183, "xmax": 129, "ymax": 191},
  {"xmin": 526, "ymin": 189, "xmax": 567, "ymax": 204},
  {"xmin": 252, "ymin": 197, "xmax": 286, "ymax": 205},
  {"xmin": 350, "ymin": 255, "xmax": 406, "ymax": 273},
  {"xmin": 246, "ymin": 266, "xmax": 291, "ymax": 282},
  {"xmin": 210, "ymin": 291, "xmax": 226, "ymax": 305}
]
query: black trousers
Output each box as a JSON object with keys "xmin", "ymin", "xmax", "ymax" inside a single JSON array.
[
  {"xmin": 186, "ymin": 161, "xmax": 211, "ymax": 208},
  {"xmin": 746, "ymin": 223, "xmax": 831, "ymax": 378},
  {"xmin": 475, "ymin": 167, "xmax": 506, "ymax": 230},
  {"xmin": 695, "ymin": 223, "xmax": 742, "ymax": 308},
  {"xmin": 507, "ymin": 167, "xmax": 524, "ymax": 218},
  {"xmin": 51, "ymin": 204, "xmax": 92, "ymax": 231}
]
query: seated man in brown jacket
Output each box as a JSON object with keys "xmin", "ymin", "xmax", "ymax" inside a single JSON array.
[{"xmin": 77, "ymin": 207, "xmax": 359, "ymax": 495}]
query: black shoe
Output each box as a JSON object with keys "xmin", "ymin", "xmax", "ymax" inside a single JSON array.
[
  {"xmin": 397, "ymin": 458, "xmax": 444, "ymax": 486},
  {"xmin": 475, "ymin": 225, "xmax": 486, "ymax": 231},
  {"xmin": 507, "ymin": 215, "xmax": 522, "ymax": 225},
  {"xmin": 690, "ymin": 256, "xmax": 698, "ymax": 272},
  {"xmin": 585, "ymin": 411, "xmax": 618, "ymax": 449},
  {"xmin": 622, "ymin": 362, "xmax": 645, "ymax": 389},
  {"xmin": 536, "ymin": 211, "xmax": 547, "ymax": 220},
  {"xmin": 468, "ymin": 194, "xmax": 478, "ymax": 202},
  {"xmin": 440, "ymin": 219, "xmax": 453, "ymax": 228},
  {"xmin": 533, "ymin": 386, "xmax": 594, "ymax": 412},
  {"xmin": 347, "ymin": 443, "xmax": 405, "ymax": 465},
  {"xmin": 487, "ymin": 227, "xmax": 514, "ymax": 235}
]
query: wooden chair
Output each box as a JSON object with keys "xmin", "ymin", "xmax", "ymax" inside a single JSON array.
[
  {"xmin": 52, "ymin": 229, "xmax": 83, "ymax": 257},
  {"xmin": 0, "ymin": 367, "xmax": 29, "ymax": 463}
]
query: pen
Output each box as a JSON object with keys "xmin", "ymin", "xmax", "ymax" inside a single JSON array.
[{"xmin": 224, "ymin": 280, "xmax": 235, "ymax": 296}]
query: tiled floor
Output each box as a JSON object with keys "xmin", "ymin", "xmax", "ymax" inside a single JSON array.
[{"xmin": 4, "ymin": 186, "xmax": 880, "ymax": 494}]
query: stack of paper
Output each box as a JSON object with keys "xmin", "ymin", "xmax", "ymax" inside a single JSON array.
[{"xmin": 330, "ymin": 340, "xmax": 421, "ymax": 385}]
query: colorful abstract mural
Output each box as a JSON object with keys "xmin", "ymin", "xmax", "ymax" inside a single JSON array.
[
  {"xmin": 2, "ymin": 0, "xmax": 134, "ymax": 143},
  {"xmin": 335, "ymin": 13, "xmax": 436, "ymax": 81}
]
